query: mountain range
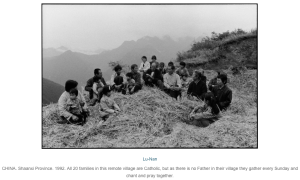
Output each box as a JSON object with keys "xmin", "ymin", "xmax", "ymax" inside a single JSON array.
[
  {"xmin": 42, "ymin": 78, "xmax": 65, "ymax": 105},
  {"xmin": 43, "ymin": 36, "xmax": 195, "ymax": 88}
]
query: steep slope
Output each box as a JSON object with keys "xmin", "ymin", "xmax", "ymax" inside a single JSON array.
[
  {"xmin": 177, "ymin": 30, "xmax": 257, "ymax": 70},
  {"xmin": 42, "ymin": 78, "xmax": 65, "ymax": 105}
]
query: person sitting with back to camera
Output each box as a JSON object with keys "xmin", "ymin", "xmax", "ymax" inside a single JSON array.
[
  {"xmin": 98, "ymin": 85, "xmax": 121, "ymax": 121},
  {"xmin": 189, "ymin": 92, "xmax": 221, "ymax": 127},
  {"xmin": 110, "ymin": 65, "xmax": 127, "ymax": 94},
  {"xmin": 66, "ymin": 88, "xmax": 90, "ymax": 125}
]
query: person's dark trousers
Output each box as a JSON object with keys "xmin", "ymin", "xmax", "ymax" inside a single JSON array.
[
  {"xmin": 154, "ymin": 80, "xmax": 164, "ymax": 90},
  {"xmin": 132, "ymin": 84, "xmax": 142, "ymax": 94},
  {"xmin": 112, "ymin": 84, "xmax": 125, "ymax": 93},
  {"xmin": 189, "ymin": 92, "xmax": 205, "ymax": 101},
  {"xmin": 144, "ymin": 79, "xmax": 154, "ymax": 87},
  {"xmin": 85, "ymin": 86, "xmax": 93, "ymax": 99},
  {"xmin": 164, "ymin": 89, "xmax": 181, "ymax": 99},
  {"xmin": 58, "ymin": 113, "xmax": 87, "ymax": 126}
]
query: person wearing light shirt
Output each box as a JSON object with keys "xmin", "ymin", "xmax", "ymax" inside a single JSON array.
[
  {"xmin": 163, "ymin": 65, "xmax": 182, "ymax": 100},
  {"xmin": 139, "ymin": 56, "xmax": 150, "ymax": 73}
]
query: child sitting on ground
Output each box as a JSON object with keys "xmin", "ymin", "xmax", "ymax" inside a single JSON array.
[
  {"xmin": 125, "ymin": 72, "xmax": 136, "ymax": 94},
  {"xmin": 181, "ymin": 73, "xmax": 192, "ymax": 89},
  {"xmin": 89, "ymin": 76, "xmax": 104, "ymax": 106},
  {"xmin": 99, "ymin": 85, "xmax": 121, "ymax": 121},
  {"xmin": 66, "ymin": 88, "xmax": 89, "ymax": 125},
  {"xmin": 111, "ymin": 65, "xmax": 126, "ymax": 94}
]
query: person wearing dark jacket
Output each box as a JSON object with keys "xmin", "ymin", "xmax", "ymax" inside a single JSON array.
[
  {"xmin": 209, "ymin": 74, "xmax": 232, "ymax": 111},
  {"xmin": 187, "ymin": 70, "xmax": 207, "ymax": 100},
  {"xmin": 85, "ymin": 68, "xmax": 106, "ymax": 99},
  {"xmin": 130, "ymin": 64, "xmax": 143, "ymax": 94},
  {"xmin": 143, "ymin": 62, "xmax": 164, "ymax": 89},
  {"xmin": 158, "ymin": 62, "xmax": 167, "ymax": 75}
]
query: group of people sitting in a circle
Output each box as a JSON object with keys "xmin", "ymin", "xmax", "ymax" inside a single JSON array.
[{"xmin": 57, "ymin": 55, "xmax": 232, "ymax": 127}]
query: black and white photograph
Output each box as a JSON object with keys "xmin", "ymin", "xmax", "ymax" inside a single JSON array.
[{"xmin": 42, "ymin": 4, "xmax": 257, "ymax": 148}]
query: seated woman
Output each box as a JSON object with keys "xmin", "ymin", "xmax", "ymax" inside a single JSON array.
[
  {"xmin": 57, "ymin": 80, "xmax": 89, "ymax": 125},
  {"xmin": 99, "ymin": 85, "xmax": 121, "ymax": 121},
  {"xmin": 188, "ymin": 92, "xmax": 221, "ymax": 127}
]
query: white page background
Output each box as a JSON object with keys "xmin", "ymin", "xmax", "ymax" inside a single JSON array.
[{"xmin": 0, "ymin": 0, "xmax": 299, "ymax": 179}]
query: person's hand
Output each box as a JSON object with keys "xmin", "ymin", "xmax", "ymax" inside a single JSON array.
[
  {"xmin": 72, "ymin": 115, "xmax": 79, "ymax": 121},
  {"xmin": 174, "ymin": 87, "xmax": 181, "ymax": 91},
  {"xmin": 130, "ymin": 88, "xmax": 134, "ymax": 93},
  {"xmin": 189, "ymin": 113, "xmax": 195, "ymax": 120},
  {"xmin": 85, "ymin": 110, "xmax": 90, "ymax": 116}
]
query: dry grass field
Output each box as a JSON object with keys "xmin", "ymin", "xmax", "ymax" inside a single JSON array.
[{"xmin": 42, "ymin": 69, "xmax": 257, "ymax": 148}]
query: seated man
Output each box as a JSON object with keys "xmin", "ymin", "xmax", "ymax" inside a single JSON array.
[
  {"xmin": 138, "ymin": 56, "xmax": 150, "ymax": 73},
  {"xmin": 209, "ymin": 74, "xmax": 232, "ymax": 111},
  {"xmin": 163, "ymin": 65, "xmax": 182, "ymax": 99},
  {"xmin": 143, "ymin": 62, "xmax": 164, "ymax": 89},
  {"xmin": 187, "ymin": 70, "xmax": 207, "ymax": 101},
  {"xmin": 85, "ymin": 68, "xmax": 106, "ymax": 100}
]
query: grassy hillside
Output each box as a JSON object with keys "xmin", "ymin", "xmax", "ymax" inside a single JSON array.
[
  {"xmin": 42, "ymin": 69, "xmax": 257, "ymax": 148},
  {"xmin": 42, "ymin": 78, "xmax": 65, "ymax": 106},
  {"xmin": 176, "ymin": 29, "xmax": 257, "ymax": 70}
]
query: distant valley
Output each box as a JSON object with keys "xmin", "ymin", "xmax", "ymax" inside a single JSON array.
[{"xmin": 43, "ymin": 36, "xmax": 195, "ymax": 88}]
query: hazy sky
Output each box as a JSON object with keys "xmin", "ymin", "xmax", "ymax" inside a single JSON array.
[{"xmin": 43, "ymin": 4, "xmax": 257, "ymax": 51}]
